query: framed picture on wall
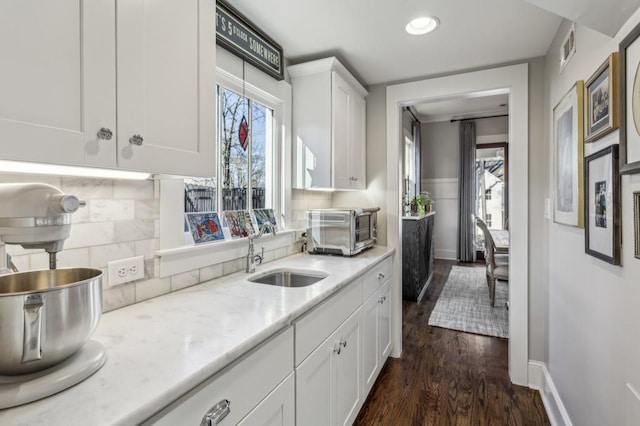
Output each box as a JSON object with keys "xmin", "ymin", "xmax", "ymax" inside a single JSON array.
[
  {"xmin": 553, "ymin": 81, "xmax": 584, "ymax": 227},
  {"xmin": 584, "ymin": 53, "xmax": 619, "ymax": 143},
  {"xmin": 560, "ymin": 23, "xmax": 576, "ymax": 73},
  {"xmin": 619, "ymin": 21, "xmax": 640, "ymax": 174},
  {"xmin": 584, "ymin": 144, "xmax": 621, "ymax": 265},
  {"xmin": 634, "ymin": 191, "xmax": 640, "ymax": 259}
]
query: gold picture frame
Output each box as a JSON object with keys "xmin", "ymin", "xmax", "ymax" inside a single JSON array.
[
  {"xmin": 584, "ymin": 53, "xmax": 619, "ymax": 143},
  {"xmin": 553, "ymin": 81, "xmax": 584, "ymax": 227}
]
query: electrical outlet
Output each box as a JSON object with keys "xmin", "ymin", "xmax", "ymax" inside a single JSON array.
[{"xmin": 107, "ymin": 256, "xmax": 145, "ymax": 287}]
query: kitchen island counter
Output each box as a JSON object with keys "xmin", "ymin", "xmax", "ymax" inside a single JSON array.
[{"xmin": 0, "ymin": 247, "xmax": 393, "ymax": 425}]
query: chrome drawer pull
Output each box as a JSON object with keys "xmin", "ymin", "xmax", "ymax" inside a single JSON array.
[
  {"xmin": 378, "ymin": 272, "xmax": 385, "ymax": 280},
  {"xmin": 200, "ymin": 399, "xmax": 230, "ymax": 426},
  {"xmin": 334, "ymin": 343, "xmax": 341, "ymax": 355},
  {"xmin": 97, "ymin": 127, "xmax": 113, "ymax": 140},
  {"xmin": 129, "ymin": 134, "xmax": 144, "ymax": 146},
  {"xmin": 340, "ymin": 338, "xmax": 347, "ymax": 348}
]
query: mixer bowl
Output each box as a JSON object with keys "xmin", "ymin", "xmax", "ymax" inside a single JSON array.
[{"xmin": 0, "ymin": 268, "xmax": 102, "ymax": 376}]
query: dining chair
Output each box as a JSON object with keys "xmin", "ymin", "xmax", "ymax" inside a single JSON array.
[{"xmin": 475, "ymin": 216, "xmax": 509, "ymax": 306}]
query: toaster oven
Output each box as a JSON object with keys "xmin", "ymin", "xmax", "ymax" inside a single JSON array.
[{"xmin": 307, "ymin": 207, "xmax": 379, "ymax": 256}]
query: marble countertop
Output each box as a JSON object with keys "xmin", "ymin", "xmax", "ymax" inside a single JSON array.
[
  {"xmin": 0, "ymin": 246, "xmax": 394, "ymax": 425},
  {"xmin": 402, "ymin": 211, "xmax": 436, "ymax": 220}
]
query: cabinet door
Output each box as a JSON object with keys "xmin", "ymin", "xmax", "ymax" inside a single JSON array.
[
  {"xmin": 349, "ymin": 93, "xmax": 366, "ymax": 190},
  {"xmin": 334, "ymin": 309, "xmax": 363, "ymax": 426},
  {"xmin": 379, "ymin": 280, "xmax": 392, "ymax": 362},
  {"xmin": 362, "ymin": 292, "xmax": 380, "ymax": 396},
  {"xmin": 332, "ymin": 71, "xmax": 352, "ymax": 189},
  {"xmin": 116, "ymin": 0, "xmax": 215, "ymax": 176},
  {"xmin": 238, "ymin": 373, "xmax": 295, "ymax": 426},
  {"xmin": 0, "ymin": 0, "xmax": 116, "ymax": 168},
  {"xmin": 296, "ymin": 334, "xmax": 335, "ymax": 426}
]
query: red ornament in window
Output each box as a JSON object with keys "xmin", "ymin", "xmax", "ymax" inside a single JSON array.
[{"xmin": 239, "ymin": 115, "xmax": 249, "ymax": 151}]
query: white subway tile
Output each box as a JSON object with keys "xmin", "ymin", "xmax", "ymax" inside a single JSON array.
[
  {"xmin": 200, "ymin": 264, "xmax": 223, "ymax": 282},
  {"xmin": 102, "ymin": 283, "xmax": 136, "ymax": 312},
  {"xmin": 89, "ymin": 243, "xmax": 136, "ymax": 268},
  {"xmin": 274, "ymin": 247, "xmax": 288, "ymax": 260},
  {"xmin": 0, "ymin": 174, "xmax": 61, "ymax": 187},
  {"xmin": 113, "ymin": 180, "xmax": 154, "ymax": 200},
  {"xmin": 61, "ymin": 177, "xmax": 113, "ymax": 199},
  {"xmin": 135, "ymin": 200, "xmax": 160, "ymax": 219},
  {"xmin": 261, "ymin": 250, "xmax": 275, "ymax": 264},
  {"xmin": 8, "ymin": 254, "xmax": 30, "ymax": 271},
  {"xmin": 135, "ymin": 239, "xmax": 159, "ymax": 260},
  {"xmin": 144, "ymin": 259, "xmax": 154, "ymax": 279},
  {"xmin": 114, "ymin": 220, "xmax": 154, "ymax": 242},
  {"xmin": 56, "ymin": 248, "xmax": 90, "ymax": 268},
  {"xmin": 89, "ymin": 200, "xmax": 135, "ymax": 222},
  {"xmin": 170, "ymin": 270, "xmax": 200, "ymax": 291},
  {"xmin": 72, "ymin": 205, "xmax": 90, "ymax": 224},
  {"xmin": 223, "ymin": 258, "xmax": 244, "ymax": 275},
  {"xmin": 135, "ymin": 277, "xmax": 171, "ymax": 302},
  {"xmin": 30, "ymin": 253, "xmax": 49, "ymax": 270},
  {"xmin": 65, "ymin": 222, "xmax": 115, "ymax": 249}
]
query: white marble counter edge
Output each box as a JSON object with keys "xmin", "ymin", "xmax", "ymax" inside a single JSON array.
[{"xmin": 111, "ymin": 247, "xmax": 395, "ymax": 424}]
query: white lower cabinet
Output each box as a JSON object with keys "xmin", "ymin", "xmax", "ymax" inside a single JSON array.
[
  {"xmin": 296, "ymin": 308, "xmax": 363, "ymax": 426},
  {"xmin": 145, "ymin": 327, "xmax": 293, "ymax": 426},
  {"xmin": 363, "ymin": 269, "xmax": 392, "ymax": 395},
  {"xmin": 238, "ymin": 372, "xmax": 295, "ymax": 426}
]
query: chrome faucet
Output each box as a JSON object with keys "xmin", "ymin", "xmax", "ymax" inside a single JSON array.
[{"xmin": 246, "ymin": 221, "xmax": 277, "ymax": 273}]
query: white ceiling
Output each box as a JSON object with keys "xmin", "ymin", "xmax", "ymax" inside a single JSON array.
[
  {"xmin": 412, "ymin": 93, "xmax": 509, "ymax": 123},
  {"xmin": 227, "ymin": 0, "xmax": 563, "ymax": 86}
]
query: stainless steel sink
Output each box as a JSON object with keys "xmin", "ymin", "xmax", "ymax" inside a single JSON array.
[{"xmin": 248, "ymin": 269, "xmax": 328, "ymax": 287}]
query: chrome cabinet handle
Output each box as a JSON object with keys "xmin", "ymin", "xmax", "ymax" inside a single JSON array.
[
  {"xmin": 129, "ymin": 134, "xmax": 144, "ymax": 146},
  {"xmin": 97, "ymin": 127, "xmax": 113, "ymax": 140},
  {"xmin": 334, "ymin": 343, "xmax": 341, "ymax": 355},
  {"xmin": 340, "ymin": 338, "xmax": 347, "ymax": 348},
  {"xmin": 379, "ymin": 296, "xmax": 387, "ymax": 304},
  {"xmin": 378, "ymin": 272, "xmax": 385, "ymax": 280},
  {"xmin": 200, "ymin": 399, "xmax": 231, "ymax": 426}
]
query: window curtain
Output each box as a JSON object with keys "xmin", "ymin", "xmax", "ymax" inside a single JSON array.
[
  {"xmin": 457, "ymin": 120, "xmax": 476, "ymax": 262},
  {"xmin": 413, "ymin": 119, "xmax": 422, "ymax": 194}
]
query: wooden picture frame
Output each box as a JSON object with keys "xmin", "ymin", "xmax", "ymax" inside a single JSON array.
[
  {"xmin": 584, "ymin": 144, "xmax": 621, "ymax": 265},
  {"xmin": 584, "ymin": 53, "xmax": 619, "ymax": 143},
  {"xmin": 553, "ymin": 81, "xmax": 584, "ymax": 227},
  {"xmin": 619, "ymin": 21, "xmax": 640, "ymax": 174},
  {"xmin": 560, "ymin": 24, "xmax": 576, "ymax": 73},
  {"xmin": 634, "ymin": 191, "xmax": 640, "ymax": 259}
]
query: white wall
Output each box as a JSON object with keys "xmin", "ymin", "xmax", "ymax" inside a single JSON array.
[{"xmin": 544, "ymin": 16, "xmax": 640, "ymax": 425}]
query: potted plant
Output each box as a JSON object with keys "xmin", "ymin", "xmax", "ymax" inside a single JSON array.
[{"xmin": 420, "ymin": 192, "xmax": 433, "ymax": 213}]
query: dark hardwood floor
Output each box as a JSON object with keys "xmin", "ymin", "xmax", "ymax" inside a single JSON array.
[{"xmin": 354, "ymin": 260, "xmax": 549, "ymax": 426}]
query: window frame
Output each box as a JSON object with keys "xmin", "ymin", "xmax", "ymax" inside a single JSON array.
[{"xmin": 155, "ymin": 48, "xmax": 293, "ymax": 278}]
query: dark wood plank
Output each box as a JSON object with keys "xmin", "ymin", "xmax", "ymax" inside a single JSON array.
[{"xmin": 355, "ymin": 260, "xmax": 550, "ymax": 426}]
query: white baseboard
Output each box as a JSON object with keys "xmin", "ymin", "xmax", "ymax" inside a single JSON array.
[
  {"xmin": 435, "ymin": 249, "xmax": 456, "ymax": 260},
  {"xmin": 528, "ymin": 361, "xmax": 572, "ymax": 426}
]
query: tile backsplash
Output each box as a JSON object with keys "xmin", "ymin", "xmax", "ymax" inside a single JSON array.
[{"xmin": 1, "ymin": 175, "xmax": 324, "ymax": 313}]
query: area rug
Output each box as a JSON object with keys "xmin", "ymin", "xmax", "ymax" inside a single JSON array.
[{"xmin": 428, "ymin": 266, "xmax": 508, "ymax": 338}]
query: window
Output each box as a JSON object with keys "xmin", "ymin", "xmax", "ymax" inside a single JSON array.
[
  {"xmin": 486, "ymin": 213, "xmax": 493, "ymax": 228},
  {"xmin": 485, "ymin": 189, "xmax": 492, "ymax": 200},
  {"xmin": 185, "ymin": 85, "xmax": 276, "ymax": 218}
]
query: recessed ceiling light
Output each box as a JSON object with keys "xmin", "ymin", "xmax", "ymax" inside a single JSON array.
[{"xmin": 405, "ymin": 16, "xmax": 440, "ymax": 35}]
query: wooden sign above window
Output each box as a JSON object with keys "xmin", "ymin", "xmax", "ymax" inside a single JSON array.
[{"xmin": 216, "ymin": 0, "xmax": 284, "ymax": 81}]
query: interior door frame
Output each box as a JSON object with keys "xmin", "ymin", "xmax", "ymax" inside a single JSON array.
[{"xmin": 386, "ymin": 64, "xmax": 529, "ymax": 386}]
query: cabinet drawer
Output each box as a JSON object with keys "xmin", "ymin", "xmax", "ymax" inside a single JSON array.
[
  {"xmin": 146, "ymin": 327, "xmax": 293, "ymax": 426},
  {"xmin": 362, "ymin": 256, "xmax": 392, "ymax": 301},
  {"xmin": 295, "ymin": 279, "xmax": 361, "ymax": 366}
]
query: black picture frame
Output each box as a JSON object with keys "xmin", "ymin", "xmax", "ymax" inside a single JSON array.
[
  {"xmin": 619, "ymin": 21, "xmax": 640, "ymax": 174},
  {"xmin": 584, "ymin": 144, "xmax": 621, "ymax": 265},
  {"xmin": 216, "ymin": 0, "xmax": 284, "ymax": 81}
]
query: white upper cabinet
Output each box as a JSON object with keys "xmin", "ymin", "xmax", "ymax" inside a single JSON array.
[
  {"xmin": 0, "ymin": 0, "xmax": 116, "ymax": 168},
  {"xmin": 289, "ymin": 57, "xmax": 367, "ymax": 190},
  {"xmin": 116, "ymin": 0, "xmax": 216, "ymax": 176},
  {"xmin": 0, "ymin": 0, "xmax": 216, "ymax": 177}
]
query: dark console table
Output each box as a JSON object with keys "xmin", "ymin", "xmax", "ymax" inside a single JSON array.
[{"xmin": 402, "ymin": 212, "xmax": 435, "ymax": 301}]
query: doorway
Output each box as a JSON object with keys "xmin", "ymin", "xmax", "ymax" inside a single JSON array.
[{"xmin": 386, "ymin": 64, "xmax": 529, "ymax": 385}]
